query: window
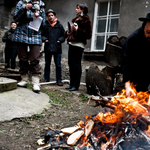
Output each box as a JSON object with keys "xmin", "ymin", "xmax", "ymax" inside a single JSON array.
[{"xmin": 91, "ymin": 0, "xmax": 120, "ymax": 52}]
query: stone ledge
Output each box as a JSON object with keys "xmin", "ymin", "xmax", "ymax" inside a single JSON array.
[{"xmin": 0, "ymin": 77, "xmax": 17, "ymax": 93}]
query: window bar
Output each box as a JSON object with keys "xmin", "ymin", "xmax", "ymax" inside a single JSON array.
[{"xmin": 104, "ymin": 1, "xmax": 110, "ymax": 51}]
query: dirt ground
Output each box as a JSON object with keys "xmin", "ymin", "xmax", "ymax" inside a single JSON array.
[{"xmin": 0, "ymin": 83, "xmax": 101, "ymax": 150}]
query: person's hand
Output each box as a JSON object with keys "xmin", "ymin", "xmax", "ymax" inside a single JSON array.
[
  {"xmin": 45, "ymin": 40, "xmax": 48, "ymax": 42},
  {"xmin": 71, "ymin": 24, "xmax": 78, "ymax": 31},
  {"xmin": 57, "ymin": 41, "xmax": 60, "ymax": 43},
  {"xmin": 25, "ymin": 3, "xmax": 33, "ymax": 10},
  {"xmin": 34, "ymin": 10, "xmax": 39, "ymax": 18},
  {"xmin": 125, "ymin": 82, "xmax": 136, "ymax": 97},
  {"xmin": 66, "ymin": 30, "xmax": 71, "ymax": 36}
]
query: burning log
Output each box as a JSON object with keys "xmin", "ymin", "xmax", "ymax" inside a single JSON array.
[
  {"xmin": 67, "ymin": 130, "xmax": 84, "ymax": 146},
  {"xmin": 61, "ymin": 126, "xmax": 81, "ymax": 134},
  {"xmin": 85, "ymin": 120, "xmax": 94, "ymax": 137}
]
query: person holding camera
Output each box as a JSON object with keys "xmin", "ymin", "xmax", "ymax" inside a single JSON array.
[
  {"xmin": 2, "ymin": 22, "xmax": 18, "ymax": 69},
  {"xmin": 65, "ymin": 2, "xmax": 92, "ymax": 91},
  {"xmin": 42, "ymin": 9, "xmax": 65, "ymax": 85},
  {"xmin": 12, "ymin": 0, "xmax": 46, "ymax": 93}
]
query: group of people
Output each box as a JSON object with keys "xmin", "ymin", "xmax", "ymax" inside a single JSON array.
[
  {"xmin": 2, "ymin": 0, "xmax": 92, "ymax": 93},
  {"xmin": 3, "ymin": 0, "xmax": 150, "ymax": 97}
]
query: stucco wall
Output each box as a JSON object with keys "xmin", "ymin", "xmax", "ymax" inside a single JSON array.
[
  {"xmin": 43, "ymin": 0, "xmax": 95, "ymax": 58},
  {"xmin": 118, "ymin": 0, "xmax": 150, "ymax": 37}
]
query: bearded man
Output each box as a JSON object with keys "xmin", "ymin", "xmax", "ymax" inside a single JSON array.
[{"xmin": 122, "ymin": 10, "xmax": 150, "ymax": 97}]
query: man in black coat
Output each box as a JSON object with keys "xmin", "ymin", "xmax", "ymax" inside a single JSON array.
[
  {"xmin": 42, "ymin": 9, "xmax": 65, "ymax": 85},
  {"xmin": 122, "ymin": 10, "xmax": 150, "ymax": 97}
]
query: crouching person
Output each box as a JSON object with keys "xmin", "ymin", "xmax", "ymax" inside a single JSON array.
[{"xmin": 12, "ymin": 0, "xmax": 46, "ymax": 93}]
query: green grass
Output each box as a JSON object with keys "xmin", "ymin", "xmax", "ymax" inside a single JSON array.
[{"xmin": 41, "ymin": 88, "xmax": 74, "ymax": 108}]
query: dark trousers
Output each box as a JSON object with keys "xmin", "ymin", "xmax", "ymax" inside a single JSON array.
[
  {"xmin": 44, "ymin": 53, "xmax": 62, "ymax": 82},
  {"xmin": 5, "ymin": 47, "xmax": 18, "ymax": 69},
  {"xmin": 17, "ymin": 43, "xmax": 41, "ymax": 75},
  {"xmin": 68, "ymin": 45, "xmax": 84, "ymax": 88}
]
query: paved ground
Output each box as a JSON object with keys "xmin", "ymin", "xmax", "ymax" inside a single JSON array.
[
  {"xmin": 0, "ymin": 87, "xmax": 50, "ymax": 122},
  {"xmin": 0, "ymin": 79, "xmax": 88, "ymax": 122}
]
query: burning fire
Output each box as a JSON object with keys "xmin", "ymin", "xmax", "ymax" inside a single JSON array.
[
  {"xmin": 38, "ymin": 82, "xmax": 150, "ymax": 150},
  {"xmin": 77, "ymin": 82, "xmax": 150, "ymax": 149}
]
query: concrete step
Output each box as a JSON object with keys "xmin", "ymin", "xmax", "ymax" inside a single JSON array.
[{"xmin": 0, "ymin": 77, "xmax": 17, "ymax": 92}]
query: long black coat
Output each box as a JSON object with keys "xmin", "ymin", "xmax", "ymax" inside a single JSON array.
[
  {"xmin": 42, "ymin": 20, "xmax": 65, "ymax": 54},
  {"xmin": 122, "ymin": 25, "xmax": 150, "ymax": 91}
]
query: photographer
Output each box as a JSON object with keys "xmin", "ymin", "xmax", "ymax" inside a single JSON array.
[{"xmin": 12, "ymin": 0, "xmax": 46, "ymax": 93}]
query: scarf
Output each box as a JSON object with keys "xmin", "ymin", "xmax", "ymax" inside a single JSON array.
[{"xmin": 48, "ymin": 18, "xmax": 57, "ymax": 27}]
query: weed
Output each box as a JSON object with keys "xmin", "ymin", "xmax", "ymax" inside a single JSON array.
[
  {"xmin": 27, "ymin": 83, "xmax": 32, "ymax": 89},
  {"xmin": 78, "ymin": 93, "xmax": 88, "ymax": 100}
]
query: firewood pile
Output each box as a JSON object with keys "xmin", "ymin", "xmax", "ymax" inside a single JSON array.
[
  {"xmin": 37, "ymin": 83, "xmax": 150, "ymax": 150},
  {"xmin": 86, "ymin": 35, "xmax": 127, "ymax": 96}
]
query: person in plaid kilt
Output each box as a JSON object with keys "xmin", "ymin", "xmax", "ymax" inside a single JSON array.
[{"xmin": 13, "ymin": 0, "xmax": 46, "ymax": 93}]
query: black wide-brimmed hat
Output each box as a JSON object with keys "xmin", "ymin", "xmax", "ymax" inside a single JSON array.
[
  {"xmin": 139, "ymin": 10, "xmax": 150, "ymax": 21},
  {"xmin": 46, "ymin": 9, "xmax": 56, "ymax": 16}
]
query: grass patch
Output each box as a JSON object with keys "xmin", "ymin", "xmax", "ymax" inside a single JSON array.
[{"xmin": 41, "ymin": 88, "xmax": 74, "ymax": 108}]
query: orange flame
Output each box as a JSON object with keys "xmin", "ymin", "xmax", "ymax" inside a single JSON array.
[
  {"xmin": 144, "ymin": 125, "xmax": 150, "ymax": 137},
  {"xmin": 77, "ymin": 82, "xmax": 150, "ymax": 149}
]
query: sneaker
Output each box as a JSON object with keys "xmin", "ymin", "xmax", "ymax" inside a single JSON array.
[{"xmin": 57, "ymin": 81, "xmax": 63, "ymax": 86}]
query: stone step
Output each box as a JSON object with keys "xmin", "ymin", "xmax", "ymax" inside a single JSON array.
[{"xmin": 0, "ymin": 77, "xmax": 17, "ymax": 92}]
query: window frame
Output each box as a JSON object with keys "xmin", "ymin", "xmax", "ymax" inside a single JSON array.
[{"xmin": 91, "ymin": 0, "xmax": 120, "ymax": 52}]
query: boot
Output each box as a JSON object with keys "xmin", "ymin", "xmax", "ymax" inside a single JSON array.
[
  {"xmin": 17, "ymin": 74, "xmax": 28, "ymax": 87},
  {"xmin": 32, "ymin": 76, "xmax": 40, "ymax": 93}
]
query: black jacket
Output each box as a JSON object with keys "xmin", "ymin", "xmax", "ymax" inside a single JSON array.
[
  {"xmin": 2, "ymin": 28, "xmax": 17, "ymax": 49},
  {"xmin": 42, "ymin": 20, "xmax": 65, "ymax": 54},
  {"xmin": 122, "ymin": 26, "xmax": 150, "ymax": 91}
]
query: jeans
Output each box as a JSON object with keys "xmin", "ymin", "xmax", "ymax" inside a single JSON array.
[
  {"xmin": 5, "ymin": 47, "xmax": 18, "ymax": 69},
  {"xmin": 68, "ymin": 45, "xmax": 84, "ymax": 88},
  {"xmin": 44, "ymin": 53, "xmax": 62, "ymax": 82}
]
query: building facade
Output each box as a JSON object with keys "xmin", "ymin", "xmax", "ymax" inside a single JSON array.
[{"xmin": 0, "ymin": 0, "xmax": 150, "ymax": 60}]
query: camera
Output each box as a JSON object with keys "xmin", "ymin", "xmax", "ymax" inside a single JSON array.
[
  {"xmin": 23, "ymin": 0, "xmax": 43, "ymax": 15},
  {"xmin": 31, "ymin": 1, "xmax": 40, "ymax": 13}
]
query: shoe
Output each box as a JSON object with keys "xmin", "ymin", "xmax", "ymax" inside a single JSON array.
[
  {"xmin": 57, "ymin": 81, "xmax": 63, "ymax": 86},
  {"xmin": 32, "ymin": 84, "xmax": 40, "ymax": 93},
  {"xmin": 65, "ymin": 85, "xmax": 72, "ymax": 90},
  {"xmin": 17, "ymin": 81, "xmax": 28, "ymax": 87},
  {"xmin": 69, "ymin": 87, "xmax": 78, "ymax": 91},
  {"xmin": 32, "ymin": 76, "xmax": 40, "ymax": 93},
  {"xmin": 17, "ymin": 74, "xmax": 28, "ymax": 87}
]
